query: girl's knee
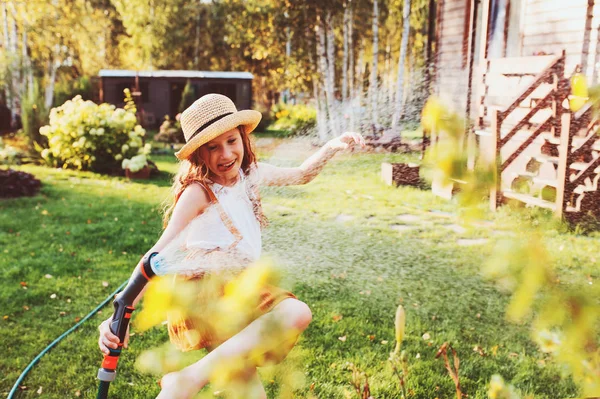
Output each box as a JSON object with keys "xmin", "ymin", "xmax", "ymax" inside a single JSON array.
[
  {"xmin": 283, "ymin": 299, "xmax": 312, "ymax": 331},
  {"xmin": 295, "ymin": 300, "xmax": 312, "ymax": 330}
]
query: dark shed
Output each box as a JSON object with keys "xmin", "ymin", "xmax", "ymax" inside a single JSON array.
[{"xmin": 98, "ymin": 70, "xmax": 254, "ymax": 127}]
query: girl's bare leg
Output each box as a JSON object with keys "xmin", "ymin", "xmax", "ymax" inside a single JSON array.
[
  {"xmin": 243, "ymin": 369, "xmax": 268, "ymax": 399},
  {"xmin": 157, "ymin": 298, "xmax": 311, "ymax": 399}
]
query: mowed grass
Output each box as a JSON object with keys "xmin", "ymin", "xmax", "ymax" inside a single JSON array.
[{"xmin": 1, "ymin": 138, "xmax": 597, "ymax": 398}]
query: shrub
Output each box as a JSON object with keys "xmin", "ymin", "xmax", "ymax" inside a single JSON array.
[
  {"xmin": 0, "ymin": 168, "xmax": 41, "ymax": 198},
  {"xmin": 39, "ymin": 94, "xmax": 150, "ymax": 174},
  {"xmin": 270, "ymin": 103, "xmax": 316, "ymax": 136},
  {"xmin": 53, "ymin": 75, "xmax": 93, "ymax": 108},
  {"xmin": 0, "ymin": 137, "xmax": 27, "ymax": 165},
  {"xmin": 122, "ymin": 154, "xmax": 148, "ymax": 173},
  {"xmin": 154, "ymin": 115, "xmax": 184, "ymax": 144},
  {"xmin": 178, "ymin": 80, "xmax": 196, "ymax": 114},
  {"xmin": 21, "ymin": 79, "xmax": 49, "ymax": 151}
]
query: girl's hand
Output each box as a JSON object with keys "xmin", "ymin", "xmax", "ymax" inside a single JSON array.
[
  {"xmin": 98, "ymin": 316, "xmax": 130, "ymax": 355},
  {"xmin": 327, "ymin": 132, "xmax": 366, "ymax": 151}
]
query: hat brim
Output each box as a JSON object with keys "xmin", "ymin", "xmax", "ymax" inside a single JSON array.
[{"xmin": 175, "ymin": 110, "xmax": 262, "ymax": 160}]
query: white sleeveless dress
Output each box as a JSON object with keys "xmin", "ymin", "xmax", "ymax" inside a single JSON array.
[
  {"xmin": 185, "ymin": 171, "xmax": 262, "ymax": 263},
  {"xmin": 165, "ymin": 169, "xmax": 296, "ymax": 352}
]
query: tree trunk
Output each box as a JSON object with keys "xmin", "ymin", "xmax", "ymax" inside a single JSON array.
[
  {"xmin": 45, "ymin": 55, "xmax": 58, "ymax": 110},
  {"xmin": 342, "ymin": 3, "xmax": 350, "ymax": 105},
  {"xmin": 385, "ymin": 39, "xmax": 392, "ymax": 105},
  {"xmin": 1, "ymin": 3, "xmax": 8, "ymax": 51},
  {"xmin": 581, "ymin": 0, "xmax": 595, "ymax": 76},
  {"xmin": 22, "ymin": 26, "xmax": 33, "ymax": 98},
  {"xmin": 392, "ymin": 0, "xmax": 411, "ymax": 132},
  {"xmin": 342, "ymin": 5, "xmax": 349, "ymax": 132},
  {"xmin": 1, "ymin": 2, "xmax": 12, "ymax": 124},
  {"xmin": 370, "ymin": 0, "xmax": 379, "ymax": 130},
  {"xmin": 194, "ymin": 4, "xmax": 202, "ymax": 68},
  {"xmin": 325, "ymin": 10, "xmax": 337, "ymax": 136},
  {"xmin": 315, "ymin": 78, "xmax": 328, "ymax": 142},
  {"xmin": 8, "ymin": 2, "xmax": 19, "ymax": 120},
  {"xmin": 355, "ymin": 39, "xmax": 365, "ymax": 131},
  {"xmin": 348, "ymin": 4, "xmax": 354, "ymax": 130},
  {"xmin": 316, "ymin": 15, "xmax": 332, "ymax": 140},
  {"xmin": 283, "ymin": 24, "xmax": 292, "ymax": 103}
]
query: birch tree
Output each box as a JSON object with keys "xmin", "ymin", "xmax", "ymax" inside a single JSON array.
[
  {"xmin": 369, "ymin": 0, "xmax": 379, "ymax": 130},
  {"xmin": 347, "ymin": 2, "xmax": 355, "ymax": 129},
  {"xmin": 316, "ymin": 15, "xmax": 332, "ymax": 141},
  {"xmin": 325, "ymin": 10, "xmax": 338, "ymax": 136},
  {"xmin": 392, "ymin": 0, "xmax": 411, "ymax": 132},
  {"xmin": 342, "ymin": 1, "xmax": 350, "ymax": 105}
]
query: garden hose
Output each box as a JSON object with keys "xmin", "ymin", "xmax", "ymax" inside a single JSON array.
[
  {"xmin": 8, "ymin": 280, "xmax": 127, "ymax": 399},
  {"xmin": 8, "ymin": 252, "xmax": 159, "ymax": 399}
]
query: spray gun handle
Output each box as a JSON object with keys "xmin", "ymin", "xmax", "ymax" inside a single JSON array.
[{"xmin": 97, "ymin": 252, "xmax": 158, "ymax": 384}]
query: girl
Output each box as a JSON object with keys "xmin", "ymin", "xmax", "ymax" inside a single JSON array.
[{"xmin": 98, "ymin": 93, "xmax": 365, "ymax": 398}]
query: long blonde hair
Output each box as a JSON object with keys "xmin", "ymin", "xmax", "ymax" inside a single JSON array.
[{"xmin": 162, "ymin": 126, "xmax": 267, "ymax": 229}]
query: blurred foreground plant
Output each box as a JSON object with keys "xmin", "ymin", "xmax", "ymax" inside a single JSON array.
[
  {"xmin": 421, "ymin": 97, "xmax": 496, "ymax": 221},
  {"xmin": 421, "ymin": 96, "xmax": 600, "ymax": 396},
  {"xmin": 134, "ymin": 259, "xmax": 308, "ymax": 398},
  {"xmin": 435, "ymin": 342, "xmax": 463, "ymax": 399},
  {"xmin": 388, "ymin": 305, "xmax": 408, "ymax": 399}
]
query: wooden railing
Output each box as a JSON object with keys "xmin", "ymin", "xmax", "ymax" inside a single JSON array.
[{"xmin": 489, "ymin": 52, "xmax": 567, "ymax": 210}]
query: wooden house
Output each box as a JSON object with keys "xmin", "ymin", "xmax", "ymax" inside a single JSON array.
[
  {"xmin": 98, "ymin": 70, "xmax": 254, "ymax": 128},
  {"xmin": 433, "ymin": 0, "xmax": 600, "ymax": 221}
]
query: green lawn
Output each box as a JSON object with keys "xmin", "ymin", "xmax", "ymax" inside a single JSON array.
[{"xmin": 1, "ymin": 139, "xmax": 596, "ymax": 398}]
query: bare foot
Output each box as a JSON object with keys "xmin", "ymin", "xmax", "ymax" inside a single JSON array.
[{"xmin": 156, "ymin": 370, "xmax": 198, "ymax": 399}]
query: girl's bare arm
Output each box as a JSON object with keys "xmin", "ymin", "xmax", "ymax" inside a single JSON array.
[{"xmin": 257, "ymin": 132, "xmax": 365, "ymax": 186}]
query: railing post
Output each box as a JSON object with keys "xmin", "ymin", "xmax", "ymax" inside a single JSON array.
[
  {"xmin": 490, "ymin": 108, "xmax": 501, "ymax": 211},
  {"xmin": 555, "ymin": 112, "xmax": 572, "ymax": 218}
]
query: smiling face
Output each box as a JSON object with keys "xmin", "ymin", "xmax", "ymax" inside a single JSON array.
[{"xmin": 197, "ymin": 128, "xmax": 245, "ymax": 186}]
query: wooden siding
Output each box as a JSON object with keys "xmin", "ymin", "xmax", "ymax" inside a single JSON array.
[
  {"xmin": 521, "ymin": 0, "xmax": 598, "ymax": 79},
  {"xmin": 436, "ymin": 0, "xmax": 470, "ymax": 113},
  {"xmin": 435, "ymin": 0, "xmax": 600, "ymax": 118}
]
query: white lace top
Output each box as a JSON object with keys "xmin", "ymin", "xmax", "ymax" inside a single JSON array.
[{"xmin": 185, "ymin": 171, "xmax": 262, "ymax": 262}]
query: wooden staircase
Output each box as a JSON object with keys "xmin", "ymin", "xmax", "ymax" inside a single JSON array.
[{"xmin": 479, "ymin": 52, "xmax": 600, "ymax": 221}]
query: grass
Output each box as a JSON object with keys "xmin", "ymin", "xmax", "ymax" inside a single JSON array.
[{"xmin": 1, "ymin": 138, "xmax": 597, "ymax": 398}]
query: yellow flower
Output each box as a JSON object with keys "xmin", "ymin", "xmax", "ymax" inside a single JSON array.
[
  {"xmin": 569, "ymin": 73, "xmax": 589, "ymax": 112},
  {"xmin": 534, "ymin": 329, "xmax": 561, "ymax": 353},
  {"xmin": 421, "ymin": 97, "xmax": 445, "ymax": 133},
  {"xmin": 488, "ymin": 374, "xmax": 507, "ymax": 399},
  {"xmin": 488, "ymin": 374, "xmax": 520, "ymax": 399}
]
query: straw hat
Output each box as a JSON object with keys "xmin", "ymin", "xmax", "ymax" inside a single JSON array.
[{"xmin": 175, "ymin": 94, "xmax": 261, "ymax": 160}]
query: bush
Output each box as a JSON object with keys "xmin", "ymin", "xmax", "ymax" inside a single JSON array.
[
  {"xmin": 53, "ymin": 75, "xmax": 93, "ymax": 108},
  {"xmin": 154, "ymin": 115, "xmax": 184, "ymax": 144},
  {"xmin": 0, "ymin": 137, "xmax": 27, "ymax": 165},
  {"xmin": 0, "ymin": 168, "xmax": 41, "ymax": 198},
  {"xmin": 39, "ymin": 94, "xmax": 150, "ymax": 174},
  {"xmin": 270, "ymin": 103, "xmax": 316, "ymax": 136},
  {"xmin": 21, "ymin": 80, "xmax": 49, "ymax": 151},
  {"xmin": 178, "ymin": 80, "xmax": 196, "ymax": 114}
]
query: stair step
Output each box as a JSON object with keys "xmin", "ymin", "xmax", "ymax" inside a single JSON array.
[
  {"xmin": 541, "ymin": 133, "xmax": 600, "ymax": 150},
  {"xmin": 503, "ymin": 190, "xmax": 557, "ymax": 210},
  {"xmin": 514, "ymin": 173, "xmax": 557, "ymax": 188},
  {"xmin": 515, "ymin": 171, "xmax": 538, "ymax": 178},
  {"xmin": 475, "ymin": 126, "xmax": 548, "ymax": 139},
  {"xmin": 570, "ymin": 162, "xmax": 590, "ymax": 171},
  {"xmin": 534, "ymin": 155, "xmax": 559, "ymax": 164},
  {"xmin": 532, "ymin": 177, "xmax": 558, "ymax": 187}
]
